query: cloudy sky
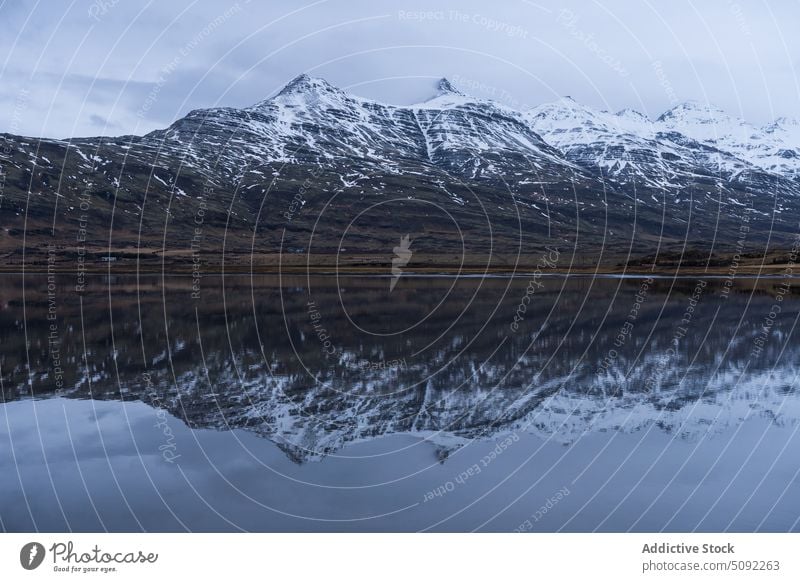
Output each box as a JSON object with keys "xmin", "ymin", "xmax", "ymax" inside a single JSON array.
[{"xmin": 0, "ymin": 0, "xmax": 797, "ymax": 138}]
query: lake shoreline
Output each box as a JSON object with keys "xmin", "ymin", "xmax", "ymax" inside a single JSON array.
[{"xmin": 5, "ymin": 264, "xmax": 798, "ymax": 277}]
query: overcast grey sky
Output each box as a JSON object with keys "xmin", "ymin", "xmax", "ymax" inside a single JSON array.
[{"xmin": 0, "ymin": 0, "xmax": 797, "ymax": 138}]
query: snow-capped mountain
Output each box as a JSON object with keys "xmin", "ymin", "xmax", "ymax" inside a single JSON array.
[
  {"xmin": 144, "ymin": 74, "xmax": 581, "ymax": 185},
  {"xmin": 525, "ymin": 96, "xmax": 800, "ymax": 196},
  {"xmin": 524, "ymin": 97, "xmax": 681, "ymax": 189},
  {"xmin": 408, "ymin": 78, "xmax": 579, "ymax": 182},
  {"xmin": 658, "ymin": 101, "xmax": 800, "ymax": 179},
  {"xmin": 1, "ymin": 74, "xmax": 799, "ymax": 273},
  {"xmin": 146, "ymin": 74, "xmax": 426, "ymax": 176}
]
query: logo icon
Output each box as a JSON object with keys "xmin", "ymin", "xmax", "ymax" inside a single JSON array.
[
  {"xmin": 20, "ymin": 542, "xmax": 46, "ymax": 570},
  {"xmin": 390, "ymin": 234, "xmax": 413, "ymax": 292}
]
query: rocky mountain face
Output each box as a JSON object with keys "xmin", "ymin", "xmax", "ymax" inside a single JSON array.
[{"xmin": 1, "ymin": 75, "xmax": 799, "ymax": 271}]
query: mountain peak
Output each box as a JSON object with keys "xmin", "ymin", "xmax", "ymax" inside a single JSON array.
[
  {"xmin": 276, "ymin": 74, "xmax": 339, "ymax": 97},
  {"xmin": 672, "ymin": 99, "xmax": 721, "ymax": 110},
  {"xmin": 764, "ymin": 116, "xmax": 800, "ymax": 141},
  {"xmin": 616, "ymin": 108, "xmax": 648, "ymax": 120},
  {"xmin": 772, "ymin": 116, "xmax": 800, "ymax": 127},
  {"xmin": 436, "ymin": 77, "xmax": 464, "ymax": 96},
  {"xmin": 413, "ymin": 77, "xmax": 472, "ymax": 108},
  {"xmin": 657, "ymin": 100, "xmax": 729, "ymax": 123},
  {"xmin": 527, "ymin": 96, "xmax": 596, "ymax": 121},
  {"xmin": 246, "ymin": 74, "xmax": 345, "ymax": 109}
]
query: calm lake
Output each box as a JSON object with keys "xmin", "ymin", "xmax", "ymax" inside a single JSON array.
[{"xmin": 1, "ymin": 272, "xmax": 799, "ymax": 531}]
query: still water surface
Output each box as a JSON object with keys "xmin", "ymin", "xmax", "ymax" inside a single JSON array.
[{"xmin": 1, "ymin": 273, "xmax": 799, "ymax": 531}]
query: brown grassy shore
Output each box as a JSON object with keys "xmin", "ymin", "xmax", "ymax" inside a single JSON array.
[{"xmin": 4, "ymin": 248, "xmax": 799, "ymax": 277}]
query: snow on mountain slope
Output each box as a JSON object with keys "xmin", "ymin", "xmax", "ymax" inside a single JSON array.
[
  {"xmin": 524, "ymin": 98, "xmax": 675, "ymax": 188},
  {"xmin": 525, "ymin": 97, "xmax": 800, "ymax": 195},
  {"xmin": 657, "ymin": 101, "xmax": 800, "ymax": 180},
  {"xmin": 141, "ymin": 74, "xmax": 798, "ymax": 199},
  {"xmin": 411, "ymin": 79, "xmax": 580, "ymax": 181},
  {"xmin": 143, "ymin": 75, "xmax": 580, "ymax": 185},
  {"xmin": 524, "ymin": 98, "xmax": 733, "ymax": 191},
  {"xmin": 144, "ymin": 74, "xmax": 427, "ymax": 177}
]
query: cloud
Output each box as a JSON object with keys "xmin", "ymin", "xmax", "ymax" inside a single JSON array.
[{"xmin": 0, "ymin": 0, "xmax": 798, "ymax": 137}]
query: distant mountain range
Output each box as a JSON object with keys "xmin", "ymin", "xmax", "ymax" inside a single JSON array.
[{"xmin": 1, "ymin": 74, "xmax": 798, "ymax": 271}]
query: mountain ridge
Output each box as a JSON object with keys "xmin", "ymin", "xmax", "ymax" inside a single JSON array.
[{"xmin": 1, "ymin": 74, "xmax": 798, "ymax": 273}]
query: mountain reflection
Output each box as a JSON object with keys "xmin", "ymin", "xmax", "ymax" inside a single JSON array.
[{"xmin": 2, "ymin": 273, "xmax": 798, "ymax": 462}]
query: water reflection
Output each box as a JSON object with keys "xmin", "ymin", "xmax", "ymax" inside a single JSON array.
[
  {"xmin": 3, "ymin": 274, "xmax": 799, "ymax": 459},
  {"xmin": 1, "ymin": 274, "xmax": 799, "ymax": 531}
]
